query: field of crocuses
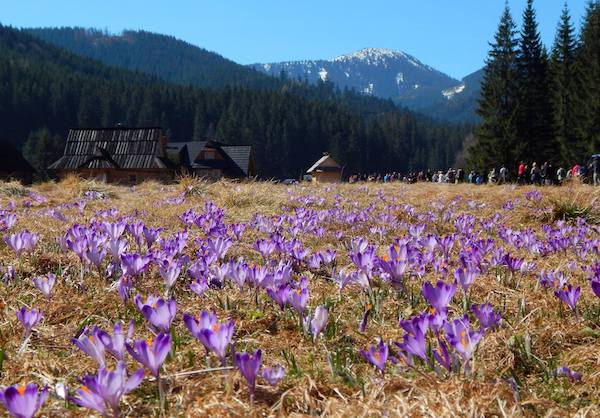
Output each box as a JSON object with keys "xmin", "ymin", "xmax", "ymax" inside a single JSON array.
[{"xmin": 0, "ymin": 177, "xmax": 598, "ymax": 417}]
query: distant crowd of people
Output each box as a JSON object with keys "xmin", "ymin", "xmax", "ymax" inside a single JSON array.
[{"xmin": 348, "ymin": 158, "xmax": 600, "ymax": 186}]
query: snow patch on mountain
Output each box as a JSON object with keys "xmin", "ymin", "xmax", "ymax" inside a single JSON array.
[
  {"xmin": 442, "ymin": 83, "xmax": 466, "ymax": 100},
  {"xmin": 318, "ymin": 68, "xmax": 328, "ymax": 82}
]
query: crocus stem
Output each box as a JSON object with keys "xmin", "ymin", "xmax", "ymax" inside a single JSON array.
[
  {"xmin": 157, "ymin": 374, "xmax": 165, "ymax": 418},
  {"xmin": 17, "ymin": 331, "xmax": 31, "ymax": 355}
]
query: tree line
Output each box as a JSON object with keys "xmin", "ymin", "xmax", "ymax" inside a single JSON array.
[
  {"xmin": 0, "ymin": 25, "xmax": 470, "ymax": 179},
  {"xmin": 469, "ymin": 0, "xmax": 600, "ymax": 173}
]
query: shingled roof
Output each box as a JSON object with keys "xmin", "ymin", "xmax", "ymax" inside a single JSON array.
[
  {"xmin": 168, "ymin": 140, "xmax": 255, "ymax": 177},
  {"xmin": 49, "ymin": 127, "xmax": 176, "ymax": 171},
  {"xmin": 0, "ymin": 141, "xmax": 35, "ymax": 173}
]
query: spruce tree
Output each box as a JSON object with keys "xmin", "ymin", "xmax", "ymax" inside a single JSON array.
[
  {"xmin": 576, "ymin": 1, "xmax": 600, "ymax": 159},
  {"xmin": 515, "ymin": 0, "xmax": 554, "ymax": 163},
  {"xmin": 470, "ymin": 3, "xmax": 519, "ymax": 172},
  {"xmin": 550, "ymin": 3, "xmax": 585, "ymax": 164}
]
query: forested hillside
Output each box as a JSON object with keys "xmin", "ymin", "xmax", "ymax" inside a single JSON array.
[
  {"xmin": 470, "ymin": 1, "xmax": 599, "ymax": 170},
  {"xmin": 0, "ymin": 25, "xmax": 470, "ymax": 179}
]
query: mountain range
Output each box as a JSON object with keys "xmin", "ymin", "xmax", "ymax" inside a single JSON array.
[
  {"xmin": 251, "ymin": 48, "xmax": 482, "ymax": 122},
  {"xmin": 28, "ymin": 29, "xmax": 482, "ymax": 122}
]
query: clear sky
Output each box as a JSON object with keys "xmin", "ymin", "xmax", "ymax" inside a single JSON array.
[{"xmin": 1, "ymin": 0, "xmax": 590, "ymax": 79}]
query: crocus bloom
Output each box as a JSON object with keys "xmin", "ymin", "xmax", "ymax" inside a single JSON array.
[
  {"xmin": 32, "ymin": 274, "xmax": 56, "ymax": 298},
  {"xmin": 184, "ymin": 311, "xmax": 234, "ymax": 363},
  {"xmin": 190, "ymin": 277, "xmax": 209, "ymax": 297},
  {"xmin": 140, "ymin": 298, "xmax": 177, "ymax": 333},
  {"xmin": 360, "ymin": 339, "xmax": 388, "ymax": 374},
  {"xmin": 97, "ymin": 321, "xmax": 134, "ymax": 361},
  {"xmin": 443, "ymin": 317, "xmax": 483, "ymax": 362},
  {"xmin": 159, "ymin": 259, "xmax": 182, "ymax": 292},
  {"xmin": 266, "ymin": 284, "xmax": 291, "ymax": 310},
  {"xmin": 422, "ymin": 280, "xmax": 456, "ymax": 313},
  {"xmin": 262, "ymin": 364, "xmax": 285, "ymax": 386},
  {"xmin": 471, "ymin": 303, "xmax": 501, "ymax": 330},
  {"xmin": 4, "ymin": 230, "xmax": 39, "ymax": 257},
  {"xmin": 555, "ymin": 285, "xmax": 581, "ymax": 311},
  {"xmin": 592, "ymin": 280, "xmax": 600, "ymax": 299},
  {"xmin": 120, "ymin": 253, "xmax": 152, "ymax": 277},
  {"xmin": 234, "ymin": 349, "xmax": 262, "ymax": 400},
  {"xmin": 396, "ymin": 328, "xmax": 427, "ymax": 362},
  {"xmin": 72, "ymin": 327, "xmax": 106, "ymax": 367},
  {"xmin": 454, "ymin": 267, "xmax": 477, "ymax": 290},
  {"xmin": 555, "ymin": 366, "xmax": 582, "ymax": 382},
  {"xmin": 0, "ymin": 383, "xmax": 48, "ymax": 418},
  {"xmin": 310, "ymin": 305, "xmax": 328, "ymax": 342},
  {"xmin": 17, "ymin": 307, "xmax": 43, "ymax": 333},
  {"xmin": 126, "ymin": 333, "xmax": 171, "ymax": 377},
  {"xmin": 69, "ymin": 361, "xmax": 144, "ymax": 416}
]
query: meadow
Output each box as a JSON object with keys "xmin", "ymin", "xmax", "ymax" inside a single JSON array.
[{"xmin": 0, "ymin": 177, "xmax": 599, "ymax": 417}]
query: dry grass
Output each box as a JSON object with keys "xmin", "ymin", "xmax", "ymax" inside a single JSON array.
[{"xmin": 0, "ymin": 178, "xmax": 599, "ymax": 417}]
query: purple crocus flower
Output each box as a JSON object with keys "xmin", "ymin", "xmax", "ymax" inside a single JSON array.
[
  {"xmin": 142, "ymin": 226, "xmax": 162, "ymax": 248},
  {"xmin": 126, "ymin": 333, "xmax": 171, "ymax": 378},
  {"xmin": 140, "ymin": 298, "xmax": 177, "ymax": 333},
  {"xmin": 72, "ymin": 327, "xmax": 106, "ymax": 367},
  {"xmin": 32, "ymin": 274, "xmax": 56, "ymax": 299},
  {"xmin": 120, "ymin": 253, "xmax": 152, "ymax": 277},
  {"xmin": 554, "ymin": 285, "xmax": 581, "ymax": 311},
  {"xmin": 0, "ymin": 383, "xmax": 48, "ymax": 418},
  {"xmin": 471, "ymin": 303, "xmax": 502, "ymax": 330},
  {"xmin": 591, "ymin": 280, "xmax": 600, "ymax": 299},
  {"xmin": 454, "ymin": 267, "xmax": 478, "ymax": 291},
  {"xmin": 4, "ymin": 230, "xmax": 39, "ymax": 257},
  {"xmin": 190, "ymin": 277, "xmax": 209, "ymax": 297},
  {"xmin": 289, "ymin": 279, "xmax": 309, "ymax": 315},
  {"xmin": 17, "ymin": 307, "xmax": 43, "ymax": 333},
  {"xmin": 266, "ymin": 284, "xmax": 291, "ymax": 310},
  {"xmin": 97, "ymin": 321, "xmax": 134, "ymax": 361},
  {"xmin": 396, "ymin": 328, "xmax": 427, "ymax": 362},
  {"xmin": 234, "ymin": 349, "xmax": 262, "ymax": 400},
  {"xmin": 159, "ymin": 259, "xmax": 182, "ymax": 292},
  {"xmin": 184, "ymin": 311, "xmax": 234, "ymax": 363},
  {"xmin": 116, "ymin": 275, "xmax": 132, "ymax": 303},
  {"xmin": 358, "ymin": 305, "xmax": 371, "ymax": 333},
  {"xmin": 555, "ymin": 366, "xmax": 582, "ymax": 383},
  {"xmin": 206, "ymin": 236, "xmax": 232, "ymax": 260},
  {"xmin": 69, "ymin": 361, "xmax": 144, "ymax": 416},
  {"xmin": 360, "ymin": 339, "xmax": 388, "ymax": 375},
  {"xmin": 309, "ymin": 305, "xmax": 328, "ymax": 343},
  {"xmin": 422, "ymin": 280, "xmax": 456, "ymax": 313},
  {"xmin": 262, "ymin": 364, "xmax": 285, "ymax": 386},
  {"xmin": 443, "ymin": 317, "xmax": 483, "ymax": 362}
]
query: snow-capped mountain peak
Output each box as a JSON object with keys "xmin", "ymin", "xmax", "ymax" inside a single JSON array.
[
  {"xmin": 332, "ymin": 47, "xmax": 428, "ymax": 69},
  {"xmin": 250, "ymin": 48, "xmax": 459, "ymax": 110}
]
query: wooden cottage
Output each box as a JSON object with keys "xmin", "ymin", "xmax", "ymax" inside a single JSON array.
[
  {"xmin": 48, "ymin": 127, "xmax": 177, "ymax": 183},
  {"xmin": 0, "ymin": 141, "xmax": 35, "ymax": 184},
  {"xmin": 167, "ymin": 140, "xmax": 256, "ymax": 179},
  {"xmin": 306, "ymin": 154, "xmax": 342, "ymax": 183}
]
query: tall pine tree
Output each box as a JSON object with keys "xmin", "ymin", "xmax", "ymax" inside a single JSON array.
[
  {"xmin": 515, "ymin": 0, "xmax": 554, "ymax": 163},
  {"xmin": 576, "ymin": 1, "xmax": 600, "ymax": 159},
  {"xmin": 470, "ymin": 3, "xmax": 519, "ymax": 172},
  {"xmin": 550, "ymin": 3, "xmax": 585, "ymax": 164}
]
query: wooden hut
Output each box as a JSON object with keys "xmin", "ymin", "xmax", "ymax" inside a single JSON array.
[
  {"xmin": 0, "ymin": 141, "xmax": 35, "ymax": 184},
  {"xmin": 167, "ymin": 140, "xmax": 256, "ymax": 179},
  {"xmin": 306, "ymin": 154, "xmax": 342, "ymax": 183},
  {"xmin": 48, "ymin": 127, "xmax": 177, "ymax": 183}
]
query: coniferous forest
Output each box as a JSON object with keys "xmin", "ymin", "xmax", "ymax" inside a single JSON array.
[
  {"xmin": 0, "ymin": 25, "xmax": 469, "ymax": 179},
  {"xmin": 469, "ymin": 0, "xmax": 600, "ymax": 172}
]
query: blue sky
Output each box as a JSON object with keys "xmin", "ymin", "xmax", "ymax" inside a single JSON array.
[{"xmin": 1, "ymin": 0, "xmax": 590, "ymax": 79}]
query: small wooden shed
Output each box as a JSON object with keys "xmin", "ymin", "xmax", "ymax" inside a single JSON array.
[
  {"xmin": 48, "ymin": 127, "xmax": 177, "ymax": 183},
  {"xmin": 306, "ymin": 153, "xmax": 342, "ymax": 183},
  {"xmin": 0, "ymin": 141, "xmax": 35, "ymax": 184}
]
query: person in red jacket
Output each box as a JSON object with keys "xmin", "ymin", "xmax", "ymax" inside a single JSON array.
[{"xmin": 518, "ymin": 162, "xmax": 526, "ymax": 184}]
